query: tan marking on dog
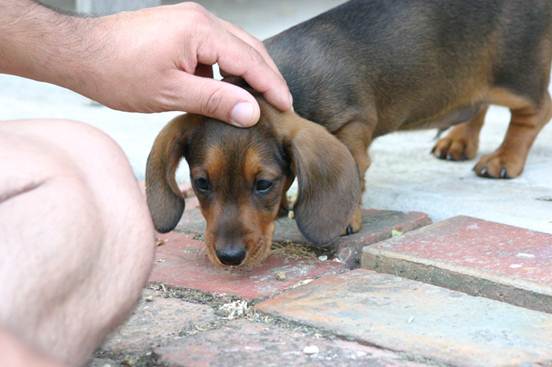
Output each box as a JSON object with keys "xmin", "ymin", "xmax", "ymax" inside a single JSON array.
[
  {"xmin": 243, "ymin": 148, "xmax": 262, "ymax": 183},
  {"xmin": 488, "ymin": 88, "xmax": 536, "ymax": 110},
  {"xmin": 203, "ymin": 147, "xmax": 226, "ymax": 183},
  {"xmin": 239, "ymin": 202, "xmax": 276, "ymax": 266},
  {"xmin": 200, "ymin": 200, "xmax": 224, "ymax": 267}
]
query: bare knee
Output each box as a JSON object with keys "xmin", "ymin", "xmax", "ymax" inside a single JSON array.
[{"xmin": 0, "ymin": 119, "xmax": 155, "ymax": 365}]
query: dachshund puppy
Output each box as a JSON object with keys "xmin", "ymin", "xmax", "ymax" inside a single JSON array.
[
  {"xmin": 147, "ymin": 0, "xmax": 552, "ymax": 267},
  {"xmin": 146, "ymin": 102, "xmax": 360, "ymax": 266}
]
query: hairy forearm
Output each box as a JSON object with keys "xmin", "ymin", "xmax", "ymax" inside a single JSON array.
[
  {"xmin": 0, "ymin": 0, "xmax": 106, "ymax": 94},
  {"xmin": 0, "ymin": 1, "xmax": 290, "ymax": 121}
]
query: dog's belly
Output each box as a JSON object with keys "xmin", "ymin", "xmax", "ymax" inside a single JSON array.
[{"xmin": 399, "ymin": 105, "xmax": 482, "ymax": 131}]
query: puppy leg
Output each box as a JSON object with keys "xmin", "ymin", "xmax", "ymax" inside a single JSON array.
[
  {"xmin": 475, "ymin": 92, "xmax": 552, "ymax": 178},
  {"xmin": 432, "ymin": 106, "xmax": 488, "ymax": 161},
  {"xmin": 278, "ymin": 177, "xmax": 294, "ymax": 217},
  {"xmin": 335, "ymin": 121, "xmax": 373, "ymax": 234}
]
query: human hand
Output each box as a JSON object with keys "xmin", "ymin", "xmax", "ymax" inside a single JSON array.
[{"xmin": 82, "ymin": 2, "xmax": 291, "ymax": 126}]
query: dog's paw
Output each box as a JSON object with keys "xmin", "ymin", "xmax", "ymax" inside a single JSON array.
[
  {"xmin": 473, "ymin": 150, "xmax": 524, "ymax": 179},
  {"xmin": 432, "ymin": 136, "xmax": 478, "ymax": 161},
  {"xmin": 342, "ymin": 207, "xmax": 362, "ymax": 236}
]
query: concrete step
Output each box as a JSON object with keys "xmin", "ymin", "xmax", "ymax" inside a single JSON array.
[
  {"xmin": 256, "ymin": 269, "xmax": 552, "ymax": 367},
  {"xmin": 361, "ymin": 216, "xmax": 552, "ymax": 313}
]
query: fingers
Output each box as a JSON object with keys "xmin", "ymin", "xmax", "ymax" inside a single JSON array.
[
  {"xmin": 169, "ymin": 72, "xmax": 261, "ymax": 127},
  {"xmin": 196, "ymin": 24, "xmax": 292, "ymax": 113},
  {"xmin": 218, "ymin": 19, "xmax": 283, "ymax": 79}
]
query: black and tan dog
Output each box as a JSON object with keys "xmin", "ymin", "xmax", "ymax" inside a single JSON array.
[{"xmin": 146, "ymin": 0, "xmax": 552, "ymax": 267}]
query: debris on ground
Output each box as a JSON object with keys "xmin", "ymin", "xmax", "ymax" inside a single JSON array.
[
  {"xmin": 391, "ymin": 229, "xmax": 403, "ymax": 237},
  {"xmin": 272, "ymin": 241, "xmax": 317, "ymax": 261},
  {"xmin": 217, "ymin": 300, "xmax": 249, "ymax": 320},
  {"xmin": 291, "ymin": 279, "xmax": 314, "ymax": 289},
  {"xmin": 303, "ymin": 345, "xmax": 319, "ymax": 355},
  {"xmin": 275, "ymin": 271, "xmax": 287, "ymax": 281}
]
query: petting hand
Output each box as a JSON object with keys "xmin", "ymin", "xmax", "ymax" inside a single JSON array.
[{"xmin": 86, "ymin": 2, "xmax": 292, "ymax": 126}]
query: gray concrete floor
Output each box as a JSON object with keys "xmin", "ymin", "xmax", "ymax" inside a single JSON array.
[{"xmin": 2, "ymin": 1, "xmax": 551, "ymax": 233}]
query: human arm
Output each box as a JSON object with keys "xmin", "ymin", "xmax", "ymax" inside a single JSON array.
[{"xmin": 0, "ymin": 1, "xmax": 292, "ymax": 126}]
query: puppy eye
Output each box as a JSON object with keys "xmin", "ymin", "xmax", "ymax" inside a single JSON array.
[
  {"xmin": 255, "ymin": 179, "xmax": 273, "ymax": 194},
  {"xmin": 194, "ymin": 177, "xmax": 210, "ymax": 192}
]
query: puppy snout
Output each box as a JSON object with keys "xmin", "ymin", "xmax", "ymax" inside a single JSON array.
[{"xmin": 216, "ymin": 243, "xmax": 246, "ymax": 266}]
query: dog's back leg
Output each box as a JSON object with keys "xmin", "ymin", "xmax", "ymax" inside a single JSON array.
[
  {"xmin": 474, "ymin": 90, "xmax": 552, "ymax": 178},
  {"xmin": 432, "ymin": 106, "xmax": 489, "ymax": 161}
]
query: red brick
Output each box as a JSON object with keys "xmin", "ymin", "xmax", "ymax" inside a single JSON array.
[
  {"xmin": 149, "ymin": 232, "xmax": 346, "ymax": 300},
  {"xmin": 156, "ymin": 319, "xmax": 427, "ymax": 367},
  {"xmin": 362, "ymin": 216, "xmax": 552, "ymax": 313},
  {"xmin": 257, "ymin": 270, "xmax": 552, "ymax": 367},
  {"xmin": 99, "ymin": 289, "xmax": 216, "ymax": 354},
  {"xmin": 175, "ymin": 208, "xmax": 431, "ymax": 268}
]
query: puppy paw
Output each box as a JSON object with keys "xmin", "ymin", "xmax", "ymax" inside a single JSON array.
[
  {"xmin": 473, "ymin": 150, "xmax": 524, "ymax": 179},
  {"xmin": 432, "ymin": 136, "xmax": 477, "ymax": 161},
  {"xmin": 342, "ymin": 207, "xmax": 362, "ymax": 236}
]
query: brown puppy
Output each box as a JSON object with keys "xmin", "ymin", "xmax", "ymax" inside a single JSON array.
[
  {"xmin": 146, "ymin": 104, "xmax": 360, "ymax": 266},
  {"xmin": 147, "ymin": 0, "xmax": 552, "ymax": 267}
]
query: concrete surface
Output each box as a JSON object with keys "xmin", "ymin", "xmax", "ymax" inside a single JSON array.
[
  {"xmin": 1, "ymin": 0, "xmax": 551, "ymax": 236},
  {"xmin": 362, "ymin": 216, "xmax": 552, "ymax": 313},
  {"xmin": 257, "ymin": 269, "xmax": 552, "ymax": 367}
]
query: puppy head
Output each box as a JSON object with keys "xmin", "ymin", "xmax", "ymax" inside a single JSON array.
[{"xmin": 146, "ymin": 100, "xmax": 360, "ymax": 267}]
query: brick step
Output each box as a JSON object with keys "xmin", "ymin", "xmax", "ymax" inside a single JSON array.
[
  {"xmin": 361, "ymin": 216, "xmax": 552, "ymax": 313},
  {"xmin": 176, "ymin": 207, "xmax": 431, "ymax": 268},
  {"xmin": 149, "ymin": 232, "xmax": 347, "ymax": 301},
  {"xmin": 94, "ymin": 289, "xmax": 427, "ymax": 367},
  {"xmin": 156, "ymin": 319, "xmax": 427, "ymax": 367},
  {"xmin": 149, "ymin": 207, "xmax": 430, "ymax": 300},
  {"xmin": 257, "ymin": 269, "xmax": 552, "ymax": 367}
]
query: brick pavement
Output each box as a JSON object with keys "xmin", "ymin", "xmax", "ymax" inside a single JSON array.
[
  {"xmin": 362, "ymin": 216, "xmax": 552, "ymax": 313},
  {"xmin": 257, "ymin": 270, "xmax": 552, "ymax": 367},
  {"xmin": 176, "ymin": 207, "xmax": 431, "ymax": 268},
  {"xmin": 91, "ymin": 210, "xmax": 552, "ymax": 367}
]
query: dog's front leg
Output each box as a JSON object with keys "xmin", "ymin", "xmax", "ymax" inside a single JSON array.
[
  {"xmin": 335, "ymin": 120, "xmax": 373, "ymax": 235},
  {"xmin": 278, "ymin": 176, "xmax": 294, "ymax": 217}
]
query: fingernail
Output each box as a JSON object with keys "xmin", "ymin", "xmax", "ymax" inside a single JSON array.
[{"xmin": 230, "ymin": 102, "xmax": 255, "ymax": 127}]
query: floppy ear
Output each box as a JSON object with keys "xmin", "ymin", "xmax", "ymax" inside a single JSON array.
[
  {"xmin": 145, "ymin": 114, "xmax": 201, "ymax": 233},
  {"xmin": 269, "ymin": 108, "xmax": 361, "ymax": 245}
]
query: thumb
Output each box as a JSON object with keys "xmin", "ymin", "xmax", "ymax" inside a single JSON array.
[{"xmin": 171, "ymin": 73, "xmax": 261, "ymax": 127}]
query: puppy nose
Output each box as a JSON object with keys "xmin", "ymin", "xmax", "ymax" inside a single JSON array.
[{"xmin": 216, "ymin": 244, "xmax": 246, "ymax": 266}]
